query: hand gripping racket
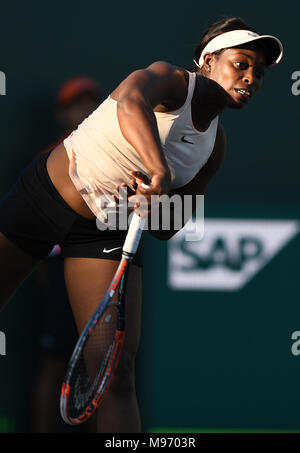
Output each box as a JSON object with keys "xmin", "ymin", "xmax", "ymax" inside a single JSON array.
[{"xmin": 60, "ymin": 211, "xmax": 147, "ymax": 425}]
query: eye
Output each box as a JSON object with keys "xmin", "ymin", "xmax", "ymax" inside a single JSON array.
[{"xmin": 234, "ymin": 61, "xmax": 249, "ymax": 70}]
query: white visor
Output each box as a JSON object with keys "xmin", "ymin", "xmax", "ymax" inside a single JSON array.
[{"xmin": 196, "ymin": 29, "xmax": 283, "ymax": 68}]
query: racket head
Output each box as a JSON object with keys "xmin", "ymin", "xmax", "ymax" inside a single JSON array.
[{"xmin": 60, "ymin": 297, "xmax": 125, "ymax": 425}]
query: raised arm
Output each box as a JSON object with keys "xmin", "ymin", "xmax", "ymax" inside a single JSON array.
[{"xmin": 111, "ymin": 61, "xmax": 188, "ymax": 197}]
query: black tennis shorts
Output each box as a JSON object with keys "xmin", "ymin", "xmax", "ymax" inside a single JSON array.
[{"xmin": 0, "ymin": 151, "xmax": 142, "ymax": 266}]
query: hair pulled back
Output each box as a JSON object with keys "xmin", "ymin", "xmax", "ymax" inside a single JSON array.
[{"xmin": 193, "ymin": 17, "xmax": 258, "ymax": 71}]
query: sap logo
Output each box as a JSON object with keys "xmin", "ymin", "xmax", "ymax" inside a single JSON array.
[
  {"xmin": 0, "ymin": 331, "xmax": 6, "ymax": 356},
  {"xmin": 291, "ymin": 331, "xmax": 300, "ymax": 356},
  {"xmin": 168, "ymin": 219, "xmax": 299, "ymax": 291}
]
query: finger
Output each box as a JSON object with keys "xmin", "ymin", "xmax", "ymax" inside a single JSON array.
[
  {"xmin": 113, "ymin": 185, "xmax": 121, "ymax": 204},
  {"xmin": 129, "ymin": 194, "xmax": 150, "ymax": 213},
  {"xmin": 131, "ymin": 199, "xmax": 148, "ymax": 217},
  {"xmin": 115, "ymin": 183, "xmax": 136, "ymax": 205},
  {"xmin": 130, "ymin": 171, "xmax": 150, "ymax": 185},
  {"xmin": 140, "ymin": 182, "xmax": 151, "ymax": 190},
  {"xmin": 130, "ymin": 179, "xmax": 138, "ymax": 191},
  {"xmin": 136, "ymin": 185, "xmax": 152, "ymax": 198}
]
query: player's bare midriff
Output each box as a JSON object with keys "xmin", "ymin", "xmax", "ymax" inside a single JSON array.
[{"xmin": 46, "ymin": 142, "xmax": 96, "ymax": 220}]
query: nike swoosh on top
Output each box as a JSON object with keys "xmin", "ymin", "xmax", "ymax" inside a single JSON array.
[
  {"xmin": 181, "ymin": 136, "xmax": 193, "ymax": 144},
  {"xmin": 103, "ymin": 247, "xmax": 122, "ymax": 253}
]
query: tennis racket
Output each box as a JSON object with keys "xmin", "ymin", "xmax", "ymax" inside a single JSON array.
[{"xmin": 60, "ymin": 211, "xmax": 146, "ymax": 425}]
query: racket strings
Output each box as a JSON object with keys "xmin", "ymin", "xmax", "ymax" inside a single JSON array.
[{"xmin": 67, "ymin": 303, "xmax": 119, "ymax": 417}]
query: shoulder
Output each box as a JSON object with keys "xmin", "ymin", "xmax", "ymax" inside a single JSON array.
[
  {"xmin": 147, "ymin": 60, "xmax": 185, "ymax": 74},
  {"xmin": 146, "ymin": 61, "xmax": 189, "ymax": 85},
  {"xmin": 111, "ymin": 61, "xmax": 189, "ymax": 108},
  {"xmin": 118, "ymin": 60, "xmax": 189, "ymax": 90}
]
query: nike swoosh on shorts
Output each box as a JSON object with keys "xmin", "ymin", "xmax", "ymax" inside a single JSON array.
[{"xmin": 103, "ymin": 247, "xmax": 122, "ymax": 253}]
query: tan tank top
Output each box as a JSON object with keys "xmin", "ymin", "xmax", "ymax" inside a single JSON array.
[{"xmin": 63, "ymin": 71, "xmax": 218, "ymax": 216}]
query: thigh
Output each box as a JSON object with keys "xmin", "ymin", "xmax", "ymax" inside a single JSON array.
[
  {"xmin": 0, "ymin": 232, "xmax": 39, "ymax": 310},
  {"xmin": 63, "ymin": 257, "xmax": 142, "ymax": 360}
]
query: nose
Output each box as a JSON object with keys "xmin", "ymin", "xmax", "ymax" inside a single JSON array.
[
  {"xmin": 242, "ymin": 67, "xmax": 257, "ymax": 86},
  {"xmin": 243, "ymin": 70, "xmax": 254, "ymax": 86}
]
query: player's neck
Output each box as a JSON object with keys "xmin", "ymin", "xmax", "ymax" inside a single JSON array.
[{"xmin": 192, "ymin": 74, "xmax": 227, "ymax": 131}]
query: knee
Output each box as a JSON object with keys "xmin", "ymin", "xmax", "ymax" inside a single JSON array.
[{"xmin": 109, "ymin": 350, "xmax": 136, "ymax": 397}]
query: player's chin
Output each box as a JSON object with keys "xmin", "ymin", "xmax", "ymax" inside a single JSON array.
[
  {"xmin": 228, "ymin": 90, "xmax": 252, "ymax": 109},
  {"xmin": 227, "ymin": 96, "xmax": 250, "ymax": 110},
  {"xmin": 228, "ymin": 100, "xmax": 246, "ymax": 110}
]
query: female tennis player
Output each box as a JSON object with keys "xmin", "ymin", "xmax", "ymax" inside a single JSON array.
[{"xmin": 0, "ymin": 17, "xmax": 283, "ymax": 432}]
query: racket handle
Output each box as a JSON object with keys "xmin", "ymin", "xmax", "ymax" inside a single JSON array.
[
  {"xmin": 123, "ymin": 182, "xmax": 149, "ymax": 255},
  {"xmin": 123, "ymin": 212, "xmax": 146, "ymax": 255}
]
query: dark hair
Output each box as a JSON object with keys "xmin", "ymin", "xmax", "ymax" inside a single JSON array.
[{"xmin": 193, "ymin": 17, "xmax": 258, "ymax": 71}]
